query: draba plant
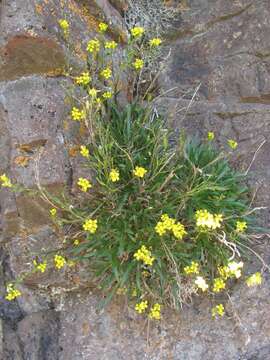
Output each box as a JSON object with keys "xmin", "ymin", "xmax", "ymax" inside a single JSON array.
[{"xmin": 2, "ymin": 19, "xmax": 265, "ymax": 321}]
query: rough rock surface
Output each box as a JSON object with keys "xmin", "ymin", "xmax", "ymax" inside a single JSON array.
[{"xmin": 0, "ymin": 0, "xmax": 270, "ymax": 359}]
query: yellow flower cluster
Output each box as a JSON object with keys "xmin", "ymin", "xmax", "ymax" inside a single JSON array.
[
  {"xmin": 102, "ymin": 91, "xmax": 113, "ymax": 99},
  {"xmin": 195, "ymin": 276, "xmax": 209, "ymax": 291},
  {"xmin": 109, "ymin": 168, "xmax": 120, "ymax": 182},
  {"xmin": 207, "ymin": 131, "xmax": 215, "ymax": 141},
  {"xmin": 133, "ymin": 58, "xmax": 144, "ymax": 70},
  {"xmin": 100, "ymin": 68, "xmax": 112, "ymax": 79},
  {"xmin": 184, "ymin": 261, "xmax": 199, "ymax": 275},
  {"xmin": 80, "ymin": 145, "xmax": 90, "ymax": 158},
  {"xmin": 87, "ymin": 39, "xmax": 100, "ymax": 53},
  {"xmin": 134, "ymin": 245, "xmax": 155, "ymax": 266},
  {"xmin": 155, "ymin": 214, "xmax": 187, "ymax": 240},
  {"xmin": 133, "ymin": 166, "xmax": 147, "ymax": 178},
  {"xmin": 105, "ymin": 41, "xmax": 117, "ymax": 50},
  {"xmin": 75, "ymin": 72, "xmax": 91, "ymax": 86},
  {"xmin": 131, "ymin": 26, "xmax": 144, "ymax": 38},
  {"xmin": 50, "ymin": 208, "xmax": 57, "ymax": 216},
  {"xmin": 212, "ymin": 277, "xmax": 226, "ymax": 293},
  {"xmin": 73, "ymin": 239, "xmax": 80, "ymax": 246},
  {"xmin": 58, "ymin": 19, "xmax": 69, "ymax": 34},
  {"xmin": 98, "ymin": 22, "xmax": 108, "ymax": 32},
  {"xmin": 71, "ymin": 107, "xmax": 84, "ymax": 121},
  {"xmin": 195, "ymin": 209, "xmax": 223, "ymax": 230},
  {"xmin": 33, "ymin": 260, "xmax": 47, "ymax": 273},
  {"xmin": 218, "ymin": 261, "xmax": 244, "ymax": 279},
  {"xmin": 83, "ymin": 219, "xmax": 98, "ymax": 233},
  {"xmin": 212, "ymin": 304, "xmax": 225, "ymax": 317},
  {"xmin": 236, "ymin": 220, "xmax": 247, "ymax": 233},
  {"xmin": 54, "ymin": 255, "xmax": 66, "ymax": 270},
  {"xmin": 88, "ymin": 88, "xmax": 97, "ymax": 97},
  {"xmin": 228, "ymin": 139, "xmax": 238, "ymax": 149},
  {"xmin": 246, "ymin": 272, "xmax": 262, "ymax": 287},
  {"xmin": 77, "ymin": 178, "xmax": 92, "ymax": 192},
  {"xmin": 5, "ymin": 283, "xmax": 21, "ymax": 301},
  {"xmin": 135, "ymin": 300, "xmax": 148, "ymax": 313},
  {"xmin": 149, "ymin": 38, "xmax": 162, "ymax": 47},
  {"xmin": 149, "ymin": 303, "xmax": 161, "ymax": 320},
  {"xmin": 0, "ymin": 173, "xmax": 12, "ymax": 187}
]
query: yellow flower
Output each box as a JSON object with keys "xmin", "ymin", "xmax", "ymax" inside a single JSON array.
[
  {"xmin": 116, "ymin": 287, "xmax": 127, "ymax": 295},
  {"xmin": 161, "ymin": 214, "xmax": 175, "ymax": 230},
  {"xmin": 87, "ymin": 39, "xmax": 100, "ymax": 53},
  {"xmin": 133, "ymin": 166, "xmax": 147, "ymax": 178},
  {"xmin": 71, "ymin": 107, "xmax": 85, "ymax": 121},
  {"xmin": 0, "ymin": 173, "xmax": 12, "ymax": 187},
  {"xmin": 88, "ymin": 88, "xmax": 98, "ymax": 97},
  {"xmin": 172, "ymin": 222, "xmax": 187, "ymax": 240},
  {"xmin": 134, "ymin": 245, "xmax": 155, "ymax": 266},
  {"xmin": 195, "ymin": 209, "xmax": 223, "ymax": 230},
  {"xmin": 77, "ymin": 178, "xmax": 92, "ymax": 192},
  {"xmin": 54, "ymin": 255, "xmax": 66, "ymax": 270},
  {"xmin": 228, "ymin": 139, "xmax": 238, "ymax": 149},
  {"xmin": 73, "ymin": 239, "xmax": 80, "ymax": 246},
  {"xmin": 50, "ymin": 208, "xmax": 57, "ymax": 217},
  {"xmin": 246, "ymin": 272, "xmax": 262, "ymax": 287},
  {"xmin": 58, "ymin": 19, "xmax": 69, "ymax": 35},
  {"xmin": 207, "ymin": 131, "xmax": 215, "ymax": 141},
  {"xmin": 212, "ymin": 304, "xmax": 225, "ymax": 317},
  {"xmin": 75, "ymin": 72, "xmax": 91, "ymax": 86},
  {"xmin": 155, "ymin": 221, "xmax": 167, "ymax": 236},
  {"xmin": 149, "ymin": 303, "xmax": 161, "ymax": 320},
  {"xmin": 131, "ymin": 288, "xmax": 137, "ymax": 297},
  {"xmin": 105, "ymin": 41, "xmax": 117, "ymax": 50},
  {"xmin": 33, "ymin": 260, "xmax": 47, "ymax": 273},
  {"xmin": 109, "ymin": 168, "xmax": 120, "ymax": 182},
  {"xmin": 5, "ymin": 283, "xmax": 21, "ymax": 301},
  {"xmin": 102, "ymin": 91, "xmax": 113, "ymax": 99},
  {"xmin": 131, "ymin": 26, "xmax": 144, "ymax": 38},
  {"xmin": 98, "ymin": 22, "xmax": 108, "ymax": 33},
  {"xmin": 184, "ymin": 261, "xmax": 199, "ymax": 275},
  {"xmin": 83, "ymin": 219, "xmax": 98, "ymax": 233},
  {"xmin": 149, "ymin": 38, "xmax": 162, "ymax": 47},
  {"xmin": 80, "ymin": 145, "xmax": 90, "ymax": 158},
  {"xmin": 236, "ymin": 220, "xmax": 247, "ymax": 233},
  {"xmin": 133, "ymin": 58, "xmax": 144, "ymax": 70},
  {"xmin": 195, "ymin": 276, "xmax": 209, "ymax": 292},
  {"xmin": 212, "ymin": 277, "xmax": 226, "ymax": 293},
  {"xmin": 135, "ymin": 300, "xmax": 148, "ymax": 313},
  {"xmin": 100, "ymin": 68, "xmax": 112, "ymax": 79}
]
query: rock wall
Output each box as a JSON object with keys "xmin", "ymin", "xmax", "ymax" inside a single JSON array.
[{"xmin": 0, "ymin": 1, "xmax": 270, "ymax": 359}]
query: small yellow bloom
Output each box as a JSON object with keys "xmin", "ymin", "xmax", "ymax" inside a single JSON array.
[
  {"xmin": 131, "ymin": 288, "xmax": 137, "ymax": 297},
  {"xmin": 135, "ymin": 300, "xmax": 148, "ymax": 314},
  {"xmin": 5, "ymin": 283, "xmax": 21, "ymax": 301},
  {"xmin": 184, "ymin": 261, "xmax": 199, "ymax": 275},
  {"xmin": 98, "ymin": 22, "xmax": 108, "ymax": 33},
  {"xmin": 58, "ymin": 19, "xmax": 69, "ymax": 35},
  {"xmin": 33, "ymin": 260, "xmax": 47, "ymax": 273},
  {"xmin": 87, "ymin": 39, "xmax": 100, "ymax": 53},
  {"xmin": 246, "ymin": 272, "xmax": 262, "ymax": 287},
  {"xmin": 155, "ymin": 221, "xmax": 167, "ymax": 236},
  {"xmin": 77, "ymin": 178, "xmax": 92, "ymax": 192},
  {"xmin": 73, "ymin": 239, "xmax": 80, "ymax": 246},
  {"xmin": 236, "ymin": 220, "xmax": 247, "ymax": 233},
  {"xmin": 102, "ymin": 91, "xmax": 113, "ymax": 100},
  {"xmin": 212, "ymin": 304, "xmax": 225, "ymax": 317},
  {"xmin": 71, "ymin": 107, "xmax": 85, "ymax": 121},
  {"xmin": 134, "ymin": 245, "xmax": 155, "ymax": 266},
  {"xmin": 195, "ymin": 276, "xmax": 209, "ymax": 292},
  {"xmin": 149, "ymin": 303, "xmax": 161, "ymax": 320},
  {"xmin": 100, "ymin": 68, "xmax": 112, "ymax": 79},
  {"xmin": 207, "ymin": 131, "xmax": 215, "ymax": 141},
  {"xmin": 149, "ymin": 38, "xmax": 162, "ymax": 47},
  {"xmin": 83, "ymin": 219, "xmax": 98, "ymax": 233},
  {"xmin": 195, "ymin": 209, "xmax": 223, "ymax": 230},
  {"xmin": 80, "ymin": 145, "xmax": 90, "ymax": 158},
  {"xmin": 109, "ymin": 168, "xmax": 120, "ymax": 182},
  {"xmin": 88, "ymin": 88, "xmax": 98, "ymax": 97},
  {"xmin": 161, "ymin": 214, "xmax": 175, "ymax": 230},
  {"xmin": 75, "ymin": 72, "xmax": 91, "ymax": 86},
  {"xmin": 133, "ymin": 58, "xmax": 144, "ymax": 70},
  {"xmin": 133, "ymin": 166, "xmax": 147, "ymax": 178},
  {"xmin": 228, "ymin": 139, "xmax": 238, "ymax": 149},
  {"xmin": 212, "ymin": 277, "xmax": 226, "ymax": 293},
  {"xmin": 172, "ymin": 222, "xmax": 187, "ymax": 240},
  {"xmin": 50, "ymin": 208, "xmax": 57, "ymax": 217},
  {"xmin": 131, "ymin": 26, "xmax": 144, "ymax": 38},
  {"xmin": 54, "ymin": 255, "xmax": 66, "ymax": 270},
  {"xmin": 0, "ymin": 174, "xmax": 12, "ymax": 187},
  {"xmin": 105, "ymin": 41, "xmax": 117, "ymax": 50}
]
